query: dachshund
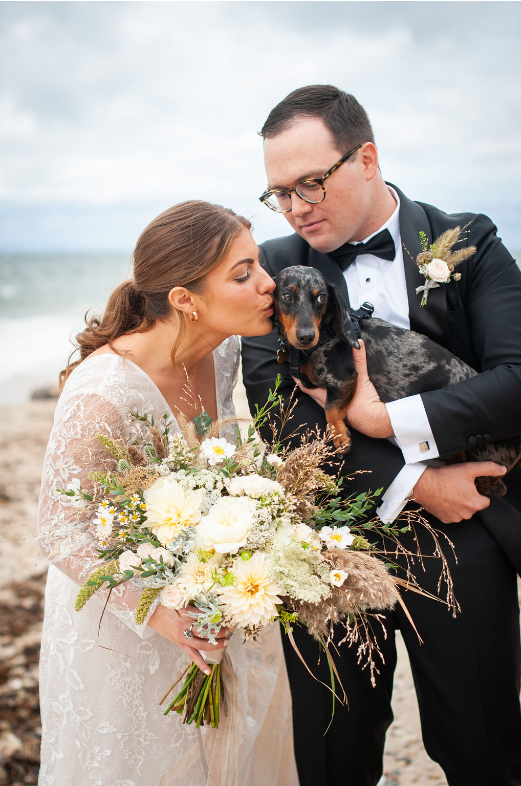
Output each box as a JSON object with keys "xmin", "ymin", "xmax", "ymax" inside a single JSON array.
[{"xmin": 273, "ymin": 265, "xmax": 521, "ymax": 498}]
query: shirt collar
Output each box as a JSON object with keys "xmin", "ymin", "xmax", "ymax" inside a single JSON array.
[{"xmin": 353, "ymin": 186, "xmax": 401, "ymax": 265}]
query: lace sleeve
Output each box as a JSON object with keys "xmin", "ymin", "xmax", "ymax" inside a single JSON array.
[{"xmin": 37, "ymin": 390, "xmax": 159, "ymax": 639}]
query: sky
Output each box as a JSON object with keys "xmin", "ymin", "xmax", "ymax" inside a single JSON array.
[{"xmin": 0, "ymin": 1, "xmax": 520, "ymax": 253}]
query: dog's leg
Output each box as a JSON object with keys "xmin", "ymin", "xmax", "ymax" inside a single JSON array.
[
  {"xmin": 324, "ymin": 380, "xmax": 358, "ymax": 453},
  {"xmin": 325, "ymin": 406, "xmax": 352, "ymax": 452}
]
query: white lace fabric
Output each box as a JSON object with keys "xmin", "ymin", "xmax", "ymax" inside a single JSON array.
[{"xmin": 37, "ymin": 338, "xmax": 298, "ymax": 786}]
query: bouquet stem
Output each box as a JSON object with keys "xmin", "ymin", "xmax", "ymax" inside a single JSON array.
[{"xmin": 164, "ymin": 660, "xmax": 222, "ymax": 728}]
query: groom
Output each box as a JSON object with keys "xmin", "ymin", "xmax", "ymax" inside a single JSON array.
[{"xmin": 241, "ymin": 85, "xmax": 521, "ymax": 786}]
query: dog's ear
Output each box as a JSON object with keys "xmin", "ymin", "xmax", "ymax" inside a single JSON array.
[{"xmin": 327, "ymin": 283, "xmax": 360, "ymax": 349}]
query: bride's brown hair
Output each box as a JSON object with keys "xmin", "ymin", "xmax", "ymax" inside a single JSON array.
[{"xmin": 60, "ymin": 200, "xmax": 251, "ymax": 388}]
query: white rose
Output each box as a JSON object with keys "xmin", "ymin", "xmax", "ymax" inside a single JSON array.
[
  {"xmin": 150, "ymin": 547, "xmax": 175, "ymax": 567},
  {"xmin": 200, "ymin": 437, "xmax": 236, "ymax": 466},
  {"xmin": 425, "ymin": 258, "xmax": 450, "ymax": 283},
  {"xmin": 197, "ymin": 497, "xmax": 255, "ymax": 554},
  {"xmin": 330, "ymin": 569, "xmax": 348, "ymax": 587},
  {"xmin": 266, "ymin": 453, "xmax": 283, "ymax": 467},
  {"xmin": 228, "ymin": 474, "xmax": 283, "ymax": 499},
  {"xmin": 136, "ymin": 543, "xmax": 156, "ymax": 559},
  {"xmin": 118, "ymin": 550, "xmax": 142, "ymax": 572},
  {"xmin": 160, "ymin": 584, "xmax": 186, "ymax": 610},
  {"xmin": 294, "ymin": 523, "xmax": 316, "ymax": 542}
]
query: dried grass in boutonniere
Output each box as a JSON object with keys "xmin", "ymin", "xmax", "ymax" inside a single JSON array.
[{"xmin": 415, "ymin": 226, "xmax": 476, "ymax": 306}]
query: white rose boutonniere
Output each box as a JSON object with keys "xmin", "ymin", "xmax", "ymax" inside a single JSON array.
[
  {"xmin": 425, "ymin": 258, "xmax": 451, "ymax": 283},
  {"xmin": 414, "ymin": 226, "xmax": 476, "ymax": 306}
]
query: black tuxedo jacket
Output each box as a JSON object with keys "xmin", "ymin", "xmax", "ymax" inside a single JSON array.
[{"xmin": 241, "ymin": 185, "xmax": 521, "ymax": 571}]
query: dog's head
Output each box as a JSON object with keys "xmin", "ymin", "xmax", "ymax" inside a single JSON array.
[{"xmin": 273, "ymin": 265, "xmax": 360, "ymax": 350}]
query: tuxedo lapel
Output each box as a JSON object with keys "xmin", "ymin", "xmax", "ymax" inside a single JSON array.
[
  {"xmin": 308, "ymin": 246, "xmax": 351, "ymax": 305},
  {"xmin": 392, "ymin": 184, "xmax": 450, "ymax": 347}
]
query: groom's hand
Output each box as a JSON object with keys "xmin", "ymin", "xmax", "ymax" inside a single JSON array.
[
  {"xmin": 293, "ymin": 341, "xmax": 393, "ymax": 438},
  {"xmin": 412, "ymin": 462, "xmax": 507, "ymax": 523},
  {"xmin": 344, "ymin": 341, "xmax": 394, "ymax": 439}
]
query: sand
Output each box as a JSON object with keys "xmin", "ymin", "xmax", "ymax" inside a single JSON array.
[{"xmin": 0, "ymin": 384, "xmax": 450, "ymax": 785}]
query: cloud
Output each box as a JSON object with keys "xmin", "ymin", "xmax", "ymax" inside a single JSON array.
[{"xmin": 0, "ymin": 1, "xmax": 520, "ymax": 250}]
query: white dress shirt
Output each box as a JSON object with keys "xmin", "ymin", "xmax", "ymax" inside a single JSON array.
[{"xmin": 343, "ymin": 187, "xmax": 439, "ymax": 522}]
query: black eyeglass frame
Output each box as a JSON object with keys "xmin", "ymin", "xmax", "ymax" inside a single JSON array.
[{"xmin": 259, "ymin": 143, "xmax": 363, "ymax": 213}]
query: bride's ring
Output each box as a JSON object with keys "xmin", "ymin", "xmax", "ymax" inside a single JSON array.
[{"xmin": 183, "ymin": 628, "xmax": 194, "ymax": 640}]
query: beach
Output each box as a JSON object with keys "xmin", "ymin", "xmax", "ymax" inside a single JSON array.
[{"xmin": 0, "ymin": 381, "xmax": 449, "ymax": 786}]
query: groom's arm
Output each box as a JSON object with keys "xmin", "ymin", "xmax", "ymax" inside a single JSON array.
[
  {"xmin": 382, "ymin": 215, "xmax": 521, "ymax": 461},
  {"xmin": 420, "ymin": 215, "xmax": 521, "ymax": 456}
]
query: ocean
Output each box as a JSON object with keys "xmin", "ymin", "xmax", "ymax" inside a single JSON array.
[
  {"xmin": 0, "ymin": 254, "xmax": 132, "ymax": 406},
  {"xmin": 1, "ymin": 251, "xmax": 520, "ymax": 408}
]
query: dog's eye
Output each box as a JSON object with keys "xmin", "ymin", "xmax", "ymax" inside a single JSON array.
[
  {"xmin": 282, "ymin": 293, "xmax": 293, "ymax": 302},
  {"xmin": 317, "ymin": 294, "xmax": 327, "ymax": 304}
]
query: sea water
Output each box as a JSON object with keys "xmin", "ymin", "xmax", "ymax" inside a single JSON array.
[
  {"xmin": 0, "ymin": 254, "xmax": 132, "ymax": 405},
  {"xmin": 1, "ymin": 250, "xmax": 519, "ymax": 408}
]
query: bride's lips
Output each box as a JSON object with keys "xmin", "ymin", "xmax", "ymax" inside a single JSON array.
[{"xmin": 263, "ymin": 300, "xmax": 274, "ymax": 316}]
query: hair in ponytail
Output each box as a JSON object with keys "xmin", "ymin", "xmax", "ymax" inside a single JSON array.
[{"xmin": 60, "ymin": 201, "xmax": 251, "ymax": 388}]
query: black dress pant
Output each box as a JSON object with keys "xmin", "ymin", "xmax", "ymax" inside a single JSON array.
[{"xmin": 282, "ymin": 515, "xmax": 521, "ymax": 786}]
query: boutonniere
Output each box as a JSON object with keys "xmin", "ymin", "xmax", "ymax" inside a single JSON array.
[{"xmin": 415, "ymin": 226, "xmax": 476, "ymax": 306}]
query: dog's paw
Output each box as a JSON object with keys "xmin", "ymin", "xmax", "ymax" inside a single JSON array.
[
  {"xmin": 474, "ymin": 475, "xmax": 507, "ymax": 498},
  {"xmin": 333, "ymin": 433, "xmax": 352, "ymax": 453}
]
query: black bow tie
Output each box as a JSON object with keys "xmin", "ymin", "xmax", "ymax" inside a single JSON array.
[{"xmin": 329, "ymin": 228, "xmax": 396, "ymax": 271}]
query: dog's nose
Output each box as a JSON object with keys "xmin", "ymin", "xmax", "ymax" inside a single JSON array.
[{"xmin": 296, "ymin": 329, "xmax": 315, "ymax": 346}]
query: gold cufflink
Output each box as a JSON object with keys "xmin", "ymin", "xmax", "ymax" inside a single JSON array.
[{"xmin": 419, "ymin": 441, "xmax": 430, "ymax": 453}]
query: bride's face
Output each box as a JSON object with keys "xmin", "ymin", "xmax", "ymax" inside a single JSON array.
[{"xmin": 194, "ymin": 228, "xmax": 275, "ymax": 337}]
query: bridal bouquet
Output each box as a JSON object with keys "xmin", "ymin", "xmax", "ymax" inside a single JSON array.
[{"xmin": 60, "ymin": 379, "xmax": 438, "ymax": 729}]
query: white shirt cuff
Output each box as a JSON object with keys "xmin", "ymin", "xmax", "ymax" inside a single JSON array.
[
  {"xmin": 377, "ymin": 462, "xmax": 428, "ymax": 523},
  {"xmin": 385, "ymin": 394, "xmax": 439, "ymax": 463}
]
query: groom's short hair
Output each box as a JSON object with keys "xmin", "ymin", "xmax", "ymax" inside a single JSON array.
[{"xmin": 260, "ymin": 85, "xmax": 375, "ymax": 154}]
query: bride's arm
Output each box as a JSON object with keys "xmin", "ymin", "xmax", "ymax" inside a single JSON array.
[
  {"xmin": 37, "ymin": 390, "xmax": 230, "ymax": 663},
  {"xmin": 37, "ymin": 391, "xmax": 161, "ymax": 637}
]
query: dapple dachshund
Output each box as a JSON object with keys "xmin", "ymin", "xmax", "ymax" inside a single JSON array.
[{"xmin": 273, "ymin": 265, "xmax": 521, "ymax": 498}]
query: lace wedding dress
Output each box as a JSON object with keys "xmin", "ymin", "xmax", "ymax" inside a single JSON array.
[{"xmin": 37, "ymin": 337, "xmax": 298, "ymax": 786}]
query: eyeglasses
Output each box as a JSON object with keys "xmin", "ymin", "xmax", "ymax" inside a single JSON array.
[{"xmin": 259, "ymin": 144, "xmax": 362, "ymax": 213}]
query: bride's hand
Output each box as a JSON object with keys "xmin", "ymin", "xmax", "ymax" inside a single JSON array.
[{"xmin": 148, "ymin": 603, "xmax": 230, "ymax": 674}]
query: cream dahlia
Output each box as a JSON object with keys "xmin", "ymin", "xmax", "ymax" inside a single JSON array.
[
  {"xmin": 143, "ymin": 477, "xmax": 204, "ymax": 546},
  {"xmin": 176, "ymin": 552, "xmax": 221, "ymax": 601},
  {"xmin": 218, "ymin": 552, "xmax": 282, "ymax": 628}
]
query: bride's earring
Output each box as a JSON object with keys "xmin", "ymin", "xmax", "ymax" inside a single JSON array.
[{"xmin": 189, "ymin": 311, "xmax": 198, "ymax": 323}]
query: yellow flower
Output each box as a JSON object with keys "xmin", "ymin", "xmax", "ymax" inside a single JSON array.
[
  {"xmin": 218, "ymin": 552, "xmax": 282, "ymax": 629},
  {"xmin": 143, "ymin": 476, "xmax": 204, "ymax": 546}
]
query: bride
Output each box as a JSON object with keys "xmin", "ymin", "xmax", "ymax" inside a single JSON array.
[{"xmin": 37, "ymin": 201, "xmax": 299, "ymax": 786}]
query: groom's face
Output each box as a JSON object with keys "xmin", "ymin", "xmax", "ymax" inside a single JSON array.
[{"xmin": 263, "ymin": 117, "xmax": 376, "ymax": 253}]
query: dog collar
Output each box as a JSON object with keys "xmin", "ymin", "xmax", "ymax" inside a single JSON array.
[
  {"xmin": 349, "ymin": 301, "xmax": 374, "ymax": 339},
  {"xmin": 277, "ymin": 323, "xmax": 336, "ymax": 366}
]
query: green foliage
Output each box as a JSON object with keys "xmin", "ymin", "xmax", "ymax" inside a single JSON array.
[
  {"xmin": 310, "ymin": 489, "xmax": 381, "ymax": 529},
  {"xmin": 278, "ymin": 607, "xmax": 300, "ymax": 632},
  {"xmin": 193, "ymin": 410, "xmax": 213, "ymax": 436},
  {"xmin": 96, "ymin": 434, "xmax": 130, "ymax": 463},
  {"xmin": 419, "ymin": 230, "xmax": 429, "ymax": 252},
  {"xmin": 135, "ymin": 586, "xmax": 161, "ymax": 625},
  {"xmin": 75, "ymin": 560, "xmax": 118, "ymax": 611}
]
